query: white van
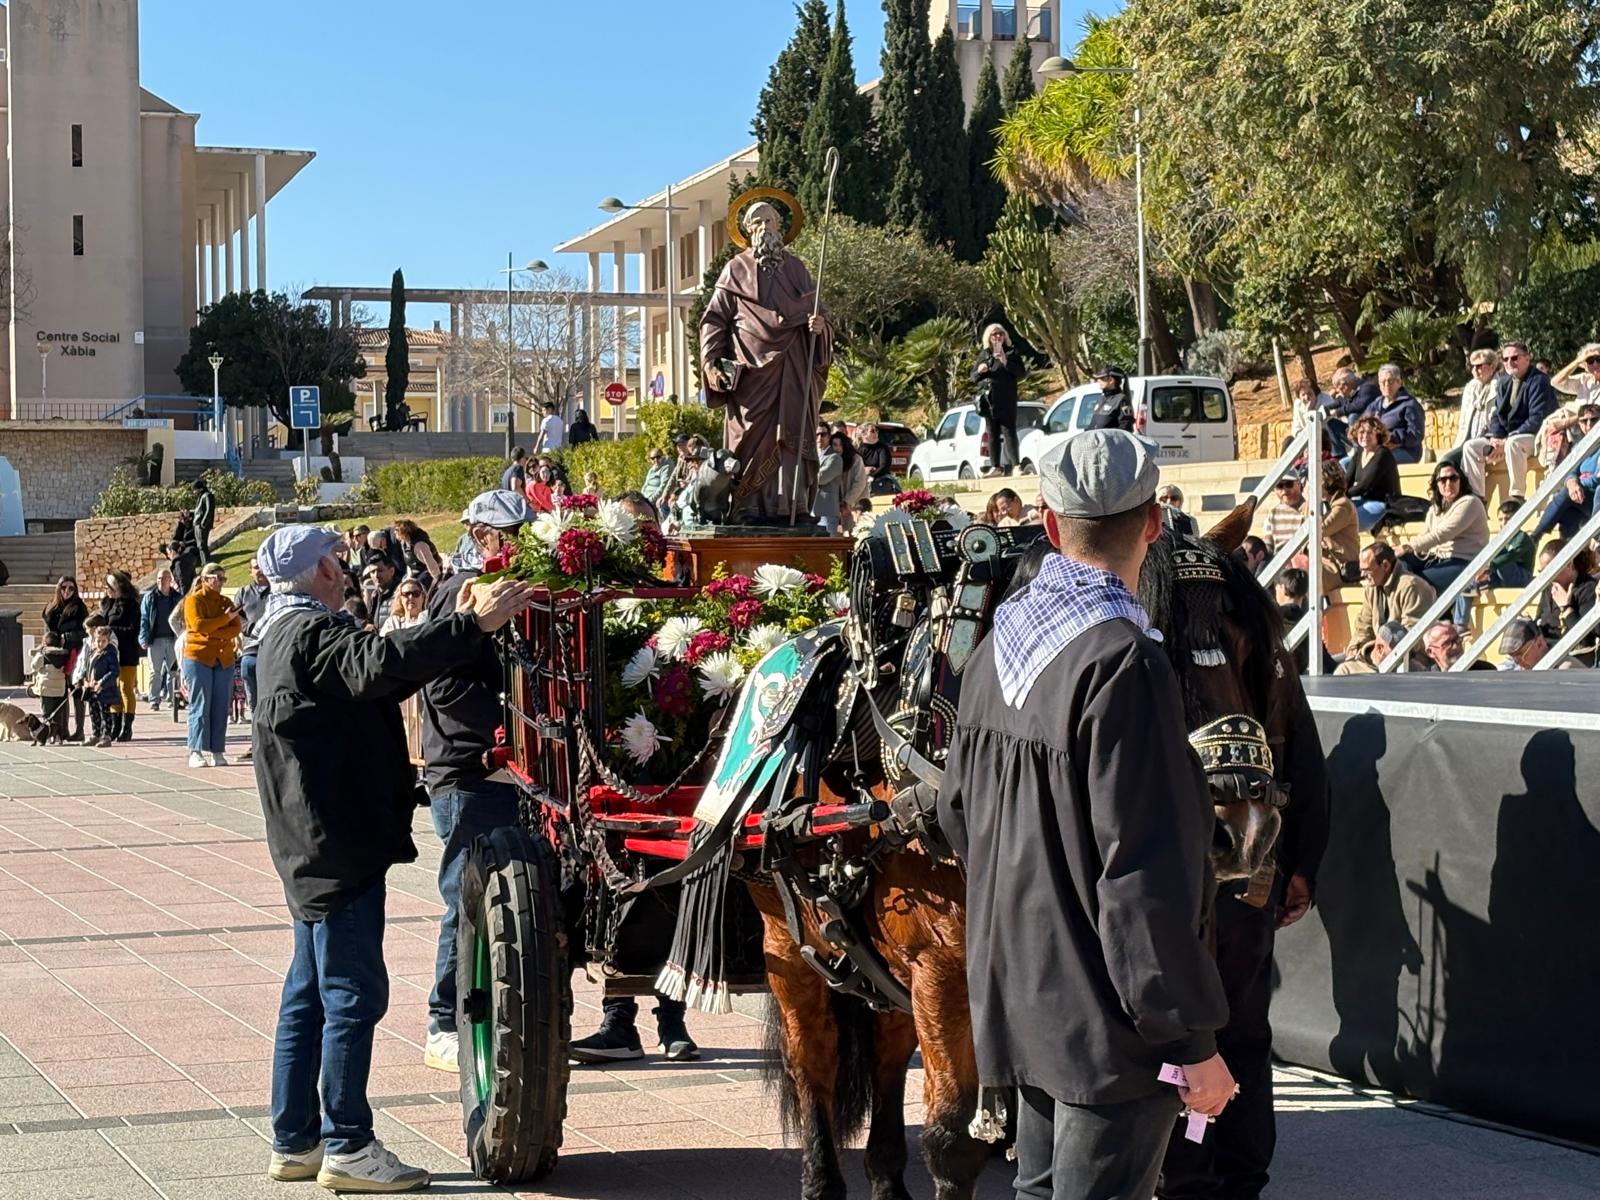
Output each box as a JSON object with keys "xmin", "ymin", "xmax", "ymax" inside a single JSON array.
[
  {"xmin": 1017, "ymin": 374, "xmax": 1236, "ymax": 472},
  {"xmin": 906, "ymin": 401, "xmax": 1049, "ymax": 482}
]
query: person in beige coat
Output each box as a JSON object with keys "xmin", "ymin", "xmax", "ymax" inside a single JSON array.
[
  {"xmin": 1339, "ymin": 542, "xmax": 1438, "ymax": 668},
  {"xmin": 1397, "ymin": 461, "xmax": 1489, "ymax": 597}
]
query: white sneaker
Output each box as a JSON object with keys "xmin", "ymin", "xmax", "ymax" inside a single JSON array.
[
  {"xmin": 268, "ymin": 1141, "xmax": 324, "ymax": 1182},
  {"xmin": 188, "ymin": 751, "xmax": 208, "ymax": 769},
  {"xmin": 423, "ymin": 1030, "xmax": 458, "ymax": 1072},
  {"xmin": 316, "ymin": 1139, "xmax": 429, "ymax": 1193},
  {"xmin": 211, "ymin": 753, "xmax": 230, "ymax": 767}
]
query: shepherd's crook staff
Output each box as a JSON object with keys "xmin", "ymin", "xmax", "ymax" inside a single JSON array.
[{"xmin": 793, "ymin": 146, "xmax": 841, "ymax": 525}]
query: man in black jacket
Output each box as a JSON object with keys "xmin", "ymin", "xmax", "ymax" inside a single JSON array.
[
  {"xmin": 939, "ymin": 430, "xmax": 1235, "ymax": 1200},
  {"xmin": 191, "ymin": 477, "xmax": 216, "ymax": 563},
  {"xmin": 252, "ymin": 524, "xmax": 533, "ymax": 1192},
  {"xmin": 1462, "ymin": 341, "xmax": 1559, "ymax": 501}
]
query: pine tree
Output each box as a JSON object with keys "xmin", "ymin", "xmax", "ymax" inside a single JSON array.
[
  {"xmin": 879, "ymin": 0, "xmax": 936, "ymax": 240},
  {"xmin": 799, "ymin": 1, "xmax": 878, "ymax": 224},
  {"xmin": 383, "ymin": 269, "xmax": 409, "ymax": 430},
  {"xmin": 1000, "ymin": 35, "xmax": 1035, "ymax": 113},
  {"xmin": 966, "ymin": 54, "xmax": 1007, "ymax": 254},
  {"xmin": 751, "ymin": 0, "xmax": 832, "ymax": 193},
  {"xmin": 927, "ymin": 26, "xmax": 974, "ymax": 258}
]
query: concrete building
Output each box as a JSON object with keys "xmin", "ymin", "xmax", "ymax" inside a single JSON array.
[
  {"xmin": 554, "ymin": 1, "xmax": 1059, "ymax": 406},
  {"xmin": 0, "ymin": 0, "xmax": 311, "ymax": 420}
]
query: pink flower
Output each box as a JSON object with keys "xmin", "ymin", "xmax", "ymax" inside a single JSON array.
[
  {"xmin": 727, "ymin": 599, "xmax": 763, "ymax": 630},
  {"xmin": 682, "ymin": 629, "xmax": 731, "ymax": 665},
  {"xmin": 639, "ymin": 526, "xmax": 667, "ymax": 566},
  {"xmin": 803, "ymin": 572, "xmax": 827, "ymax": 593},
  {"xmin": 556, "ymin": 492, "xmax": 600, "ymax": 513},
  {"xmin": 655, "ymin": 664, "xmax": 694, "ymax": 718},
  {"xmin": 893, "ymin": 488, "xmax": 936, "ymax": 511},
  {"xmin": 554, "ymin": 528, "xmax": 605, "ymax": 575}
]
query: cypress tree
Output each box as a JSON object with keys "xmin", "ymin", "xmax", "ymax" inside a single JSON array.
[
  {"xmin": 751, "ymin": 0, "xmax": 832, "ymax": 193},
  {"xmin": 966, "ymin": 54, "xmax": 1007, "ymax": 254},
  {"xmin": 383, "ymin": 268, "xmax": 409, "ymax": 429},
  {"xmin": 927, "ymin": 26, "xmax": 974, "ymax": 258},
  {"xmin": 1000, "ymin": 35, "xmax": 1035, "ymax": 113},
  {"xmin": 799, "ymin": 0, "xmax": 878, "ymax": 224},
  {"xmin": 879, "ymin": 0, "xmax": 936, "ymax": 240}
]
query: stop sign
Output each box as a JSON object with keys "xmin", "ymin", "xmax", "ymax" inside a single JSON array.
[{"xmin": 604, "ymin": 382, "xmax": 628, "ymax": 407}]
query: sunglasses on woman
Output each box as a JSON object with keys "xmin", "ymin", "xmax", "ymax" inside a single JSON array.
[
  {"xmin": 400, "ymin": 589, "xmax": 423, "ymax": 599},
  {"xmin": 1586, "ymin": 357, "xmax": 1600, "ymax": 367},
  {"xmin": 1437, "ymin": 473, "xmax": 1462, "ymax": 484}
]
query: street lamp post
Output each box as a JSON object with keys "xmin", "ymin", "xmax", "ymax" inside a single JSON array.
[
  {"xmin": 599, "ymin": 188, "xmax": 690, "ymax": 403},
  {"xmin": 1038, "ymin": 57, "xmax": 1150, "ymax": 378},
  {"xmin": 499, "ymin": 255, "xmax": 550, "ymax": 457},
  {"xmin": 37, "ymin": 340, "xmax": 50, "ymax": 411},
  {"xmin": 208, "ymin": 352, "xmax": 225, "ymax": 464}
]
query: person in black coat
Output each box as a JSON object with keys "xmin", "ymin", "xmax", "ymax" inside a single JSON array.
[
  {"xmin": 192, "ymin": 478, "xmax": 216, "ymax": 563},
  {"xmin": 97, "ymin": 570, "xmax": 144, "ymax": 742},
  {"xmin": 1086, "ymin": 364, "xmax": 1137, "ymax": 432},
  {"xmin": 567, "ymin": 408, "xmax": 599, "ymax": 447},
  {"xmin": 250, "ymin": 525, "xmax": 534, "ymax": 1189},
  {"xmin": 42, "ymin": 577, "xmax": 89, "ymax": 741},
  {"xmin": 972, "ymin": 323, "xmax": 1024, "ymax": 477},
  {"xmin": 165, "ymin": 510, "xmax": 200, "ymax": 595}
]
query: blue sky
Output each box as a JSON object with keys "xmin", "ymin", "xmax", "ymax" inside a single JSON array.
[{"xmin": 141, "ymin": 1, "xmax": 1095, "ymax": 314}]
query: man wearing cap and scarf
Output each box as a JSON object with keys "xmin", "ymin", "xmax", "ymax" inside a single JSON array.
[
  {"xmin": 938, "ymin": 429, "xmax": 1234, "ymax": 1200},
  {"xmin": 251, "ymin": 524, "xmax": 534, "ymax": 1192}
]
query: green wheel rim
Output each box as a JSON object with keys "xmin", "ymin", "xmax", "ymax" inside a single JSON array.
[{"xmin": 471, "ymin": 921, "xmax": 493, "ymax": 1104}]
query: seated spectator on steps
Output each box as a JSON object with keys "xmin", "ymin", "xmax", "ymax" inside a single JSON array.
[
  {"xmin": 1345, "ymin": 416, "xmax": 1402, "ymax": 533},
  {"xmin": 1157, "ymin": 484, "xmax": 1199, "ymax": 535},
  {"xmin": 1454, "ymin": 498, "xmax": 1538, "ymax": 626},
  {"xmin": 1233, "ymin": 535, "xmax": 1268, "ymax": 577},
  {"xmin": 1316, "ymin": 459, "xmax": 1360, "ymax": 587},
  {"xmin": 1397, "ymin": 462, "xmax": 1489, "ymax": 597},
  {"xmin": 1440, "ymin": 348, "xmax": 1503, "ymax": 472},
  {"xmin": 1340, "ymin": 542, "xmax": 1437, "ymax": 669},
  {"xmin": 1535, "ymin": 540, "xmax": 1598, "ymax": 667},
  {"xmin": 1422, "ymin": 620, "xmax": 1496, "ymax": 671},
  {"xmin": 1274, "ymin": 567, "xmax": 1309, "ymax": 626},
  {"xmin": 1498, "ymin": 616, "xmax": 1583, "ymax": 670},
  {"xmin": 1361, "ymin": 363, "xmax": 1425, "ymax": 464},
  {"xmin": 1461, "ymin": 341, "xmax": 1558, "ymax": 501},
  {"xmin": 1334, "ymin": 619, "xmax": 1416, "ymax": 675},
  {"xmin": 1532, "ymin": 405, "xmax": 1600, "ymax": 541},
  {"xmin": 1261, "ymin": 474, "xmax": 1307, "ymax": 556}
]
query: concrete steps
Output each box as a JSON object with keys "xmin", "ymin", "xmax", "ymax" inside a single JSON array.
[{"xmin": 0, "ymin": 532, "xmax": 77, "ymax": 584}]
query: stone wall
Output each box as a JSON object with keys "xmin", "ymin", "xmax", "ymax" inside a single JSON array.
[
  {"xmin": 0, "ymin": 425, "xmax": 149, "ymax": 520},
  {"xmin": 74, "ymin": 506, "xmax": 266, "ymax": 592}
]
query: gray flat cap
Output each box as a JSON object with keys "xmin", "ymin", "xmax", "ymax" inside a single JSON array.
[
  {"xmin": 1040, "ymin": 429, "xmax": 1161, "ymax": 519},
  {"xmin": 463, "ymin": 489, "xmax": 531, "ymax": 530},
  {"xmin": 1499, "ymin": 617, "xmax": 1541, "ymax": 654},
  {"xmin": 1376, "ymin": 620, "xmax": 1409, "ymax": 647}
]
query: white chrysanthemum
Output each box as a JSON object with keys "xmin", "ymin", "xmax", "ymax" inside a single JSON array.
[
  {"xmin": 943, "ymin": 506, "xmax": 973, "ymax": 530},
  {"xmin": 744, "ymin": 623, "xmax": 787, "ymax": 655},
  {"xmin": 611, "ymin": 597, "xmax": 648, "ymax": 628},
  {"xmin": 852, "ymin": 513, "xmax": 879, "ymax": 541},
  {"xmin": 621, "ymin": 712, "xmax": 668, "ymax": 764},
  {"xmin": 697, "ymin": 650, "xmax": 746, "ymax": 701},
  {"xmin": 822, "ymin": 590, "xmax": 850, "ymax": 615},
  {"xmin": 528, "ymin": 508, "xmax": 574, "ymax": 549},
  {"xmin": 620, "ymin": 645, "xmax": 659, "ymax": 689},
  {"xmin": 752, "ymin": 564, "xmax": 807, "ymax": 597},
  {"xmin": 654, "ymin": 615, "xmax": 704, "ymax": 662},
  {"xmin": 595, "ymin": 500, "xmax": 638, "ymax": 546}
]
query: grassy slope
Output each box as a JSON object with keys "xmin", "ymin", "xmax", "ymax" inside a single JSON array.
[{"xmin": 211, "ymin": 511, "xmax": 460, "ymax": 576}]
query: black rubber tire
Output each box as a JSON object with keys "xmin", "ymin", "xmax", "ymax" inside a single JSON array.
[
  {"xmin": 456, "ymin": 826, "xmax": 572, "ymax": 1185},
  {"xmin": 958, "ymin": 462, "xmax": 976, "ymax": 480}
]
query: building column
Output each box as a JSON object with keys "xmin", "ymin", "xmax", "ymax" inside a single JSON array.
[
  {"xmin": 237, "ymin": 171, "xmax": 252, "ymax": 292},
  {"xmin": 586, "ymin": 251, "xmax": 601, "ymax": 413},
  {"xmin": 196, "ymin": 220, "xmax": 206, "ymax": 309},
  {"xmin": 253, "ymin": 153, "xmax": 268, "ymax": 292},
  {"xmin": 209, "ymin": 205, "xmax": 222, "ymax": 308},
  {"xmin": 223, "ymin": 189, "xmax": 236, "ymax": 294},
  {"xmin": 199, "ymin": 216, "xmax": 212, "ymax": 307},
  {"xmin": 638, "ymin": 229, "xmax": 653, "ymax": 404},
  {"xmin": 612, "ymin": 241, "xmax": 626, "ymax": 405},
  {"xmin": 696, "ymin": 201, "xmax": 711, "ymax": 403},
  {"xmin": 979, "ymin": 0, "xmax": 993, "ymax": 39}
]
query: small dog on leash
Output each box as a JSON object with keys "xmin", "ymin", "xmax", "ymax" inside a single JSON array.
[{"xmin": 0, "ymin": 701, "xmax": 47, "ymax": 744}]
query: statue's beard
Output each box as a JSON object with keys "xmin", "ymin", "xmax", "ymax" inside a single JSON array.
[{"xmin": 752, "ymin": 229, "xmax": 785, "ymax": 272}]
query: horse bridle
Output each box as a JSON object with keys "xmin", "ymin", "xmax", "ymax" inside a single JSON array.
[{"xmin": 1187, "ymin": 714, "xmax": 1286, "ymax": 808}]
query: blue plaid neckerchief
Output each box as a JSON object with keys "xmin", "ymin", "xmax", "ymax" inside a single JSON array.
[{"xmin": 992, "ymin": 552, "xmax": 1161, "ymax": 709}]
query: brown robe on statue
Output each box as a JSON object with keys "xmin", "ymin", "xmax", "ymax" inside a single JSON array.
[{"xmin": 699, "ymin": 248, "xmax": 833, "ymax": 523}]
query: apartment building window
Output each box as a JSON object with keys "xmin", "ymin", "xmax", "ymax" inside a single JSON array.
[
  {"xmin": 72, "ymin": 215, "xmax": 84, "ymax": 256},
  {"xmin": 71, "ymin": 123, "xmax": 83, "ymax": 167},
  {"xmin": 679, "ymin": 232, "xmax": 698, "ymax": 282},
  {"xmin": 992, "ymin": 1, "xmax": 1017, "ymax": 40},
  {"xmin": 711, "ymin": 220, "xmax": 726, "ymax": 256},
  {"xmin": 649, "ymin": 245, "xmax": 667, "ymax": 291},
  {"xmin": 957, "ymin": 3, "xmax": 980, "ymax": 37},
  {"xmin": 1029, "ymin": 4, "xmax": 1053, "ymax": 40}
]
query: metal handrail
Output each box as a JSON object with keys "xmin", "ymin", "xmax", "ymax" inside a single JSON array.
[
  {"xmin": 1256, "ymin": 519, "xmax": 1311, "ymax": 590},
  {"xmin": 1247, "ymin": 421, "xmax": 1315, "ymax": 506},
  {"xmin": 1305, "ymin": 409, "xmax": 1325, "ymax": 675},
  {"xmin": 1379, "ymin": 419, "xmax": 1600, "ymax": 672},
  {"xmin": 1534, "ymin": 597, "xmax": 1600, "ymax": 669},
  {"xmin": 1452, "ymin": 504, "xmax": 1600, "ymax": 669}
]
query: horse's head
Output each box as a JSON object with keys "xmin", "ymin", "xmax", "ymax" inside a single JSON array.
[{"xmin": 1140, "ymin": 505, "xmax": 1288, "ymax": 885}]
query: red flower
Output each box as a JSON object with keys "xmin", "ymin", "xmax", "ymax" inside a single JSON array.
[
  {"xmin": 556, "ymin": 492, "xmax": 600, "ymax": 513},
  {"xmin": 554, "ymin": 528, "xmax": 605, "ymax": 574},
  {"xmin": 803, "ymin": 572, "xmax": 827, "ymax": 593},
  {"xmin": 727, "ymin": 599, "xmax": 764, "ymax": 630},
  {"xmin": 655, "ymin": 664, "xmax": 693, "ymax": 717},
  {"xmin": 682, "ymin": 629, "xmax": 731, "ymax": 665},
  {"xmin": 893, "ymin": 488, "xmax": 937, "ymax": 511},
  {"xmin": 639, "ymin": 526, "xmax": 667, "ymax": 566}
]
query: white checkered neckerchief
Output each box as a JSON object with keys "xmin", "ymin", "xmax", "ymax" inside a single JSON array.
[{"xmin": 993, "ymin": 552, "xmax": 1161, "ymax": 709}]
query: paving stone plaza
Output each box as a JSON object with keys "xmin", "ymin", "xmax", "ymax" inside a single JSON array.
[{"xmin": 0, "ymin": 717, "xmax": 1596, "ymax": 1199}]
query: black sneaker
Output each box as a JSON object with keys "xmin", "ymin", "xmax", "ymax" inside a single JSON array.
[
  {"xmin": 569, "ymin": 1021, "xmax": 643, "ymax": 1063},
  {"xmin": 654, "ymin": 1006, "xmax": 700, "ymax": 1062}
]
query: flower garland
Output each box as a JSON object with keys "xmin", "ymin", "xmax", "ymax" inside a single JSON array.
[
  {"xmin": 599, "ymin": 558, "xmax": 848, "ymax": 779},
  {"xmin": 486, "ymin": 495, "xmax": 666, "ymax": 591}
]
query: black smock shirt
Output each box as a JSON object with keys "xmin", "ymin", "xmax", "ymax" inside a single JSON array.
[
  {"xmin": 418, "ymin": 570, "xmax": 504, "ymax": 792},
  {"xmin": 254, "ymin": 605, "xmax": 487, "ymax": 921},
  {"xmin": 938, "ymin": 619, "xmax": 1228, "ymax": 1105}
]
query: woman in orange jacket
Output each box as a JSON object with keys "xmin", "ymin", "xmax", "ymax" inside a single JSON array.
[{"xmin": 181, "ymin": 561, "xmax": 242, "ymax": 768}]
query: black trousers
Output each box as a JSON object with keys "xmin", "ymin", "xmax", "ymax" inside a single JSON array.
[
  {"xmin": 1158, "ymin": 881, "xmax": 1279, "ymax": 1200},
  {"xmin": 1015, "ymin": 1085, "xmax": 1181, "ymax": 1200},
  {"xmin": 987, "ymin": 415, "xmax": 1018, "ymax": 472}
]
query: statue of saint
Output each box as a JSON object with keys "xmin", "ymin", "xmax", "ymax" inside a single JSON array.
[{"xmin": 699, "ymin": 199, "xmax": 833, "ymax": 524}]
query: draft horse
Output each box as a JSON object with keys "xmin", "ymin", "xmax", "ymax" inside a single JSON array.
[{"xmin": 749, "ymin": 503, "xmax": 1305, "ymax": 1200}]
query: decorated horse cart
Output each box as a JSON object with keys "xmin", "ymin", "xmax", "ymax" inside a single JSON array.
[{"xmin": 451, "ymin": 491, "xmax": 1302, "ymax": 1197}]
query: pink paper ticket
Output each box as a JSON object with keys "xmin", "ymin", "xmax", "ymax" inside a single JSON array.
[
  {"xmin": 1157, "ymin": 1062, "xmax": 1188, "ymax": 1087},
  {"xmin": 1185, "ymin": 1111, "xmax": 1209, "ymax": 1143}
]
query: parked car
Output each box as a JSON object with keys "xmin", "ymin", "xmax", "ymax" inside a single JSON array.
[
  {"xmin": 906, "ymin": 402, "xmax": 1048, "ymax": 482},
  {"xmin": 1017, "ymin": 375, "xmax": 1236, "ymax": 472},
  {"xmin": 844, "ymin": 421, "xmax": 919, "ymax": 477}
]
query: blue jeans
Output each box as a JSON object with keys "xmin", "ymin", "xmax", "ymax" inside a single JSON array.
[
  {"xmin": 1392, "ymin": 447, "xmax": 1421, "ymax": 465},
  {"xmin": 428, "ymin": 779, "xmax": 521, "ymax": 1034},
  {"xmin": 1354, "ymin": 499, "xmax": 1389, "ymax": 532},
  {"xmin": 271, "ymin": 880, "xmax": 388, "ymax": 1156},
  {"xmin": 181, "ymin": 657, "xmax": 233, "ymax": 753},
  {"xmin": 239, "ymin": 653, "xmax": 259, "ymax": 715},
  {"xmin": 1534, "ymin": 487, "xmax": 1594, "ymax": 541}
]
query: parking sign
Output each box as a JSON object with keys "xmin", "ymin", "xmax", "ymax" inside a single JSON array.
[{"xmin": 289, "ymin": 386, "xmax": 321, "ymax": 429}]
